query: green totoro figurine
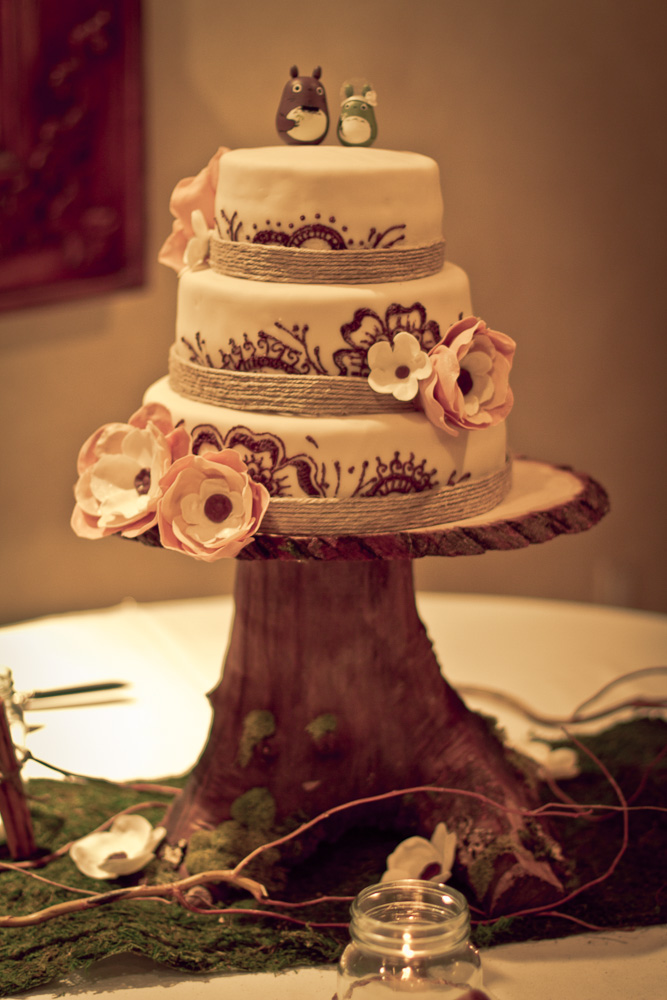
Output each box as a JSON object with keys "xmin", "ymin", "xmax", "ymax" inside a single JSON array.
[{"xmin": 337, "ymin": 81, "xmax": 378, "ymax": 147}]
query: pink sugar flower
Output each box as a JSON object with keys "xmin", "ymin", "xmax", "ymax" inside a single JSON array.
[
  {"xmin": 419, "ymin": 316, "xmax": 516, "ymax": 435},
  {"xmin": 157, "ymin": 450, "xmax": 270, "ymax": 561},
  {"xmin": 157, "ymin": 146, "xmax": 228, "ymax": 272},
  {"xmin": 71, "ymin": 403, "xmax": 190, "ymax": 540}
]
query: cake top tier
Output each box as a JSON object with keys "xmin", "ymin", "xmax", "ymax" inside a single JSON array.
[{"xmin": 214, "ymin": 146, "xmax": 444, "ymax": 254}]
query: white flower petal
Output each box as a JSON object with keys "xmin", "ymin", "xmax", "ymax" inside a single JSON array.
[
  {"xmin": 91, "ymin": 455, "xmax": 140, "ymax": 496},
  {"xmin": 380, "ymin": 866, "xmax": 415, "ymax": 883},
  {"xmin": 463, "ymin": 350, "xmax": 492, "ymax": 376},
  {"xmin": 70, "ymin": 815, "xmax": 164, "ymax": 880},
  {"xmin": 413, "ymin": 355, "xmax": 433, "ymax": 379},
  {"xmin": 524, "ymin": 741, "xmax": 580, "ymax": 780},
  {"xmin": 191, "ymin": 209, "xmax": 208, "ymax": 239},
  {"xmin": 121, "ymin": 427, "xmax": 157, "ymax": 465},
  {"xmin": 430, "ymin": 823, "xmax": 457, "ymax": 880},
  {"xmin": 385, "ymin": 835, "xmax": 439, "ymax": 874},
  {"xmin": 391, "ymin": 376, "xmax": 420, "ymax": 401},
  {"xmin": 368, "ymin": 370, "xmax": 400, "ymax": 394},
  {"xmin": 392, "ymin": 331, "xmax": 423, "ymax": 361},
  {"xmin": 367, "ymin": 340, "xmax": 393, "ymax": 369},
  {"xmin": 100, "ymin": 848, "xmax": 157, "ymax": 876},
  {"xmin": 147, "ymin": 826, "xmax": 168, "ymax": 851},
  {"xmin": 180, "ymin": 492, "xmax": 204, "ymax": 525},
  {"xmin": 382, "ymin": 824, "xmax": 457, "ymax": 884}
]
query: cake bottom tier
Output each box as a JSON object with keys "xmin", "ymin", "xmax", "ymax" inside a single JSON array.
[{"xmin": 144, "ymin": 376, "xmax": 511, "ymax": 534}]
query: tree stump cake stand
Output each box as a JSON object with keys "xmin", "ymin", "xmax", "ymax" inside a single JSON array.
[{"xmin": 165, "ymin": 459, "xmax": 609, "ymax": 913}]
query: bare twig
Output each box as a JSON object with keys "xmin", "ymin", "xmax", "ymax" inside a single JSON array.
[
  {"xmin": 458, "ymin": 665, "xmax": 667, "ymax": 729},
  {"xmin": 572, "ymin": 666, "xmax": 667, "ymax": 717},
  {"xmin": 0, "ymin": 860, "xmax": 97, "ymax": 896},
  {"xmin": 0, "ymin": 869, "xmax": 267, "ymax": 928},
  {"xmin": 21, "ymin": 751, "xmax": 179, "ymax": 797},
  {"xmin": 0, "ymin": 698, "xmax": 36, "ymax": 859}
]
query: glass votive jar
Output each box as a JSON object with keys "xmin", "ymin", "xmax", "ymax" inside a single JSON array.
[{"xmin": 336, "ymin": 879, "xmax": 490, "ymax": 997}]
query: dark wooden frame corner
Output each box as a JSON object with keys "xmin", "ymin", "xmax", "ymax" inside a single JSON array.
[{"xmin": 0, "ymin": 0, "xmax": 143, "ymax": 313}]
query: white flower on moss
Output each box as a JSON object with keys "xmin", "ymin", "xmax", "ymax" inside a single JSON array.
[
  {"xmin": 381, "ymin": 822, "xmax": 457, "ymax": 884},
  {"xmin": 367, "ymin": 332, "xmax": 433, "ymax": 401},
  {"xmin": 70, "ymin": 815, "xmax": 166, "ymax": 880},
  {"xmin": 184, "ymin": 208, "xmax": 211, "ymax": 269},
  {"xmin": 526, "ymin": 740, "xmax": 580, "ymax": 780}
]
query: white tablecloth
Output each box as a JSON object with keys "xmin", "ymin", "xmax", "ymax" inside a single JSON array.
[{"xmin": 1, "ymin": 593, "xmax": 666, "ymax": 999}]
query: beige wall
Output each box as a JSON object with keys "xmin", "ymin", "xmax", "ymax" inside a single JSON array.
[{"xmin": 1, "ymin": 0, "xmax": 665, "ymax": 624}]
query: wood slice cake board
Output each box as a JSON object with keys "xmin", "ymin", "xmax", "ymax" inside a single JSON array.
[{"xmin": 241, "ymin": 458, "xmax": 609, "ymax": 561}]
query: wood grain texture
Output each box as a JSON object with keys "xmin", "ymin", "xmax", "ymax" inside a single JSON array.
[{"xmin": 238, "ymin": 461, "xmax": 609, "ymax": 561}]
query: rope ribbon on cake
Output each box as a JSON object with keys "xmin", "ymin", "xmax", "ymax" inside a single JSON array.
[
  {"xmin": 169, "ymin": 348, "xmax": 416, "ymax": 416},
  {"xmin": 209, "ymin": 235, "xmax": 446, "ymax": 284},
  {"xmin": 259, "ymin": 459, "xmax": 513, "ymax": 535}
]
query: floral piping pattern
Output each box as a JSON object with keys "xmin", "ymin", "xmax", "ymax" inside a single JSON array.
[
  {"xmin": 180, "ymin": 301, "xmax": 441, "ymax": 379},
  {"xmin": 190, "ymin": 424, "xmax": 326, "ymax": 498},
  {"xmin": 334, "ymin": 302, "xmax": 442, "ymax": 377},
  {"xmin": 182, "ymin": 326, "xmax": 327, "ymax": 377},
  {"xmin": 219, "ymin": 208, "xmax": 406, "ymax": 250},
  {"xmin": 191, "ymin": 424, "xmax": 440, "ymax": 500},
  {"xmin": 334, "ymin": 452, "xmax": 439, "ymax": 499}
]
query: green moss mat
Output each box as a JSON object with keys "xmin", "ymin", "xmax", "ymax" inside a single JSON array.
[{"xmin": 1, "ymin": 719, "xmax": 665, "ymax": 995}]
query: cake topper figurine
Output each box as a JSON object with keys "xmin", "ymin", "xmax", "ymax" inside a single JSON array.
[
  {"xmin": 275, "ymin": 66, "xmax": 329, "ymax": 145},
  {"xmin": 337, "ymin": 80, "xmax": 378, "ymax": 147}
]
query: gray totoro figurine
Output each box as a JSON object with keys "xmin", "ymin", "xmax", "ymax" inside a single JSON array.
[{"xmin": 276, "ymin": 66, "xmax": 329, "ymax": 145}]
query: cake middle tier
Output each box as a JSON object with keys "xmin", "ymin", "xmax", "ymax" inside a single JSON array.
[
  {"xmin": 144, "ymin": 375, "xmax": 507, "ymax": 504},
  {"xmin": 174, "ymin": 263, "xmax": 472, "ymax": 377}
]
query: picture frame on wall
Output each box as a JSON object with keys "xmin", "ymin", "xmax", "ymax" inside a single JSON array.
[{"xmin": 0, "ymin": 0, "xmax": 143, "ymax": 312}]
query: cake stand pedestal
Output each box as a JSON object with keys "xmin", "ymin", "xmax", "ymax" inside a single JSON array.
[{"xmin": 164, "ymin": 460, "xmax": 609, "ymax": 912}]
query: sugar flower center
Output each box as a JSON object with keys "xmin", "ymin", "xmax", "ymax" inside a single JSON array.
[
  {"xmin": 457, "ymin": 367, "xmax": 473, "ymax": 396},
  {"xmin": 420, "ymin": 862, "xmax": 442, "ymax": 881},
  {"xmin": 134, "ymin": 468, "xmax": 151, "ymax": 495},
  {"xmin": 204, "ymin": 492, "xmax": 233, "ymax": 523}
]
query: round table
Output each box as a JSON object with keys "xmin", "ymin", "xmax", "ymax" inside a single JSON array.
[{"xmin": 1, "ymin": 593, "xmax": 665, "ymax": 999}]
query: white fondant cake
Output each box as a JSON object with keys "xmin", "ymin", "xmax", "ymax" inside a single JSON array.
[
  {"xmin": 171, "ymin": 263, "xmax": 472, "ymax": 376},
  {"xmin": 73, "ymin": 144, "xmax": 516, "ymax": 554},
  {"xmin": 214, "ymin": 146, "xmax": 444, "ymax": 251},
  {"xmin": 143, "ymin": 377, "xmax": 507, "ymax": 530}
]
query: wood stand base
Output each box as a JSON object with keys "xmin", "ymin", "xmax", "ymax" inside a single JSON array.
[{"xmin": 165, "ymin": 559, "xmax": 565, "ymax": 913}]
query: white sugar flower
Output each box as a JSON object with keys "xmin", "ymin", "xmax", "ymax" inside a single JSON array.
[
  {"xmin": 70, "ymin": 815, "xmax": 166, "ymax": 880},
  {"xmin": 524, "ymin": 740, "xmax": 580, "ymax": 780},
  {"xmin": 367, "ymin": 332, "xmax": 433, "ymax": 401},
  {"xmin": 184, "ymin": 208, "xmax": 211, "ymax": 269},
  {"xmin": 381, "ymin": 822, "xmax": 457, "ymax": 884}
]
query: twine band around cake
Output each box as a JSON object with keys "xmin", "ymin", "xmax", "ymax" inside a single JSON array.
[
  {"xmin": 169, "ymin": 348, "xmax": 416, "ymax": 416},
  {"xmin": 209, "ymin": 235, "xmax": 446, "ymax": 284},
  {"xmin": 259, "ymin": 459, "xmax": 512, "ymax": 535}
]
